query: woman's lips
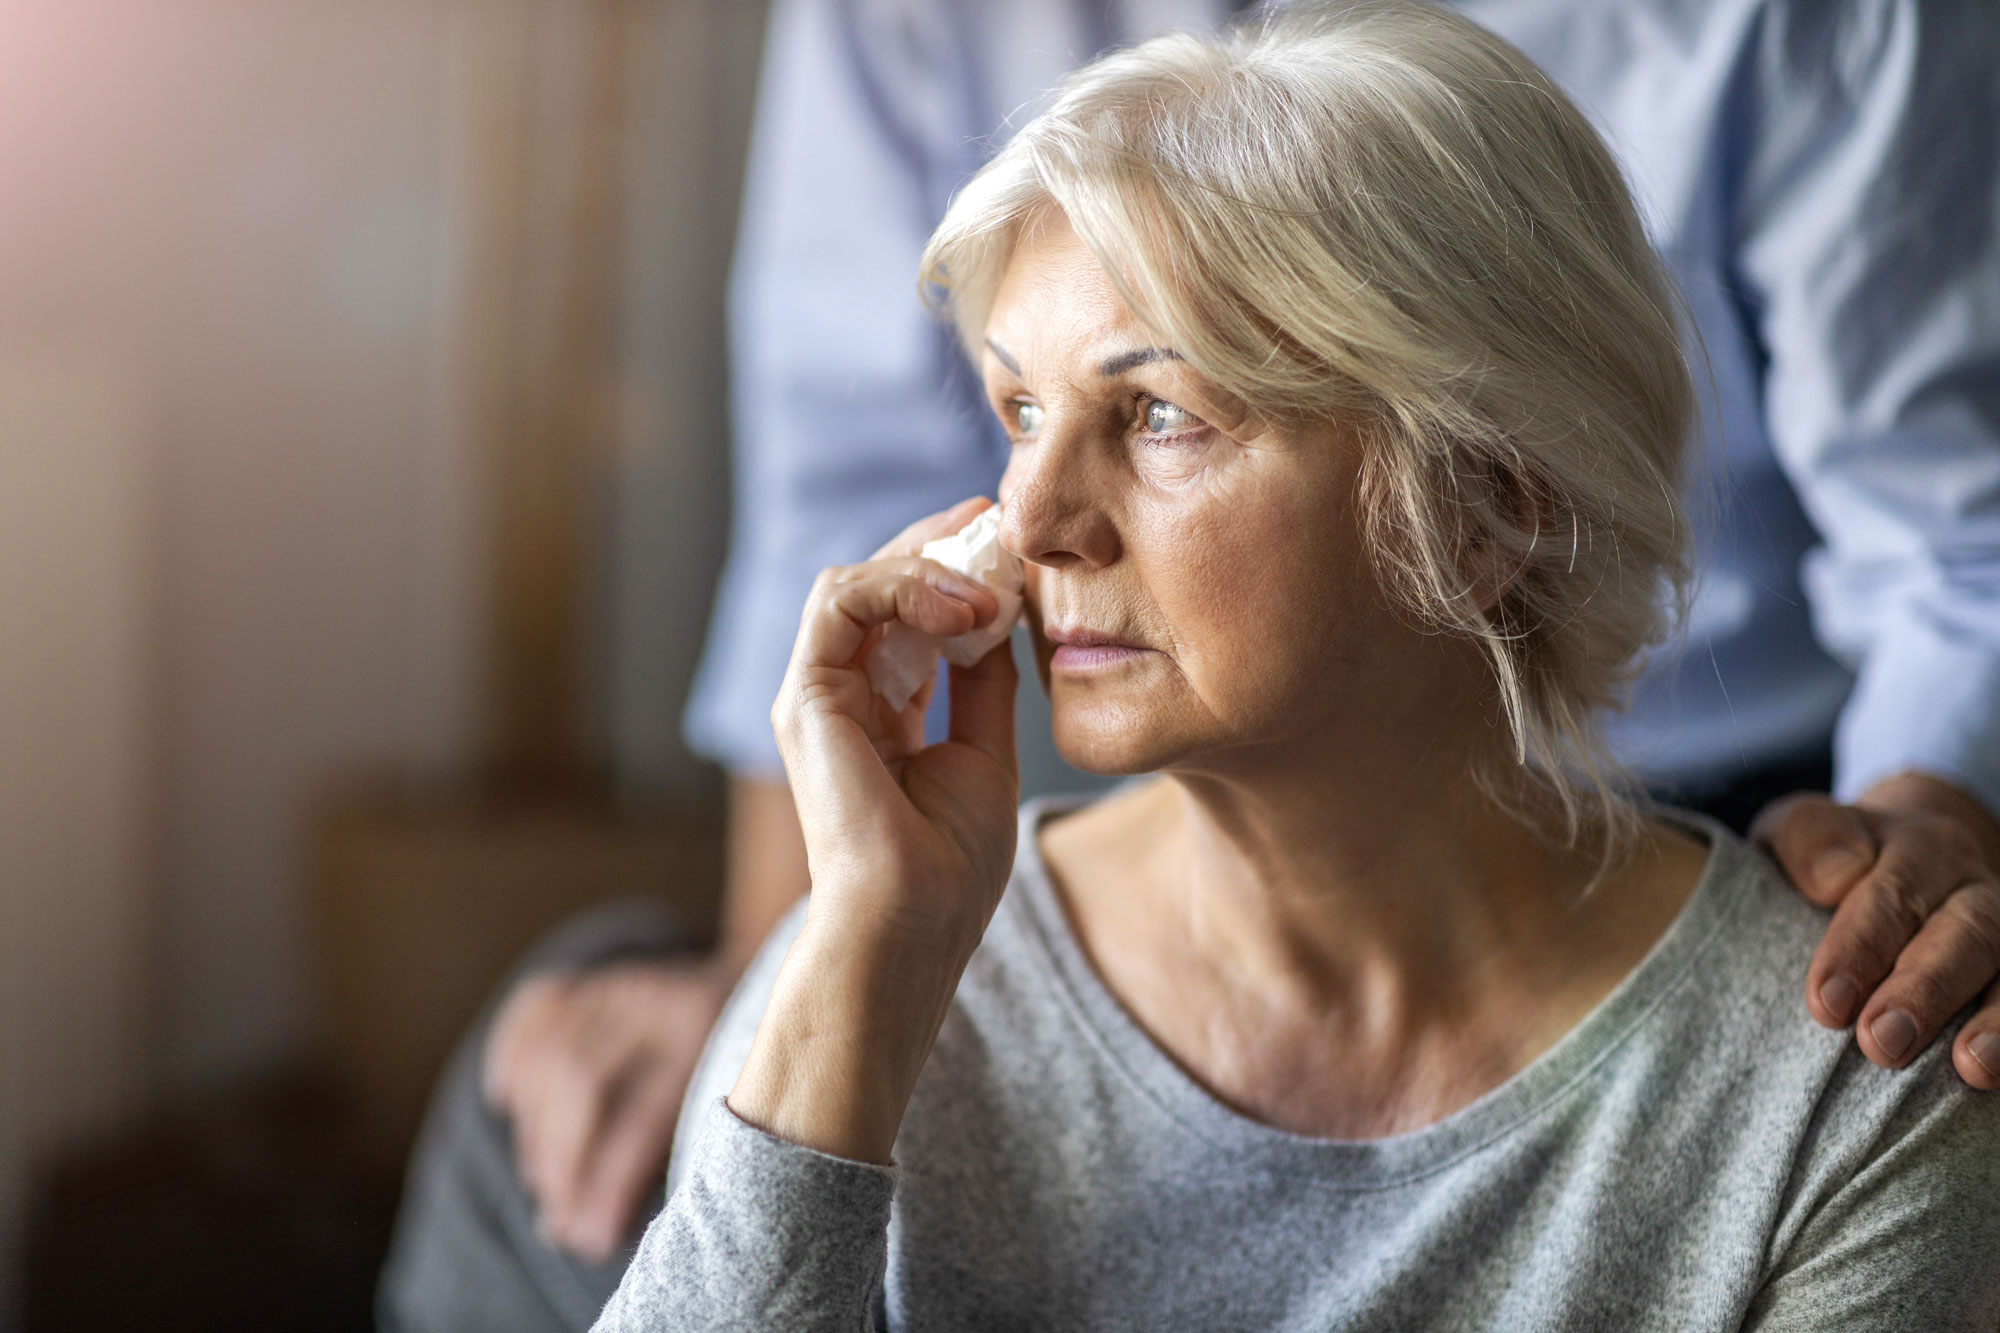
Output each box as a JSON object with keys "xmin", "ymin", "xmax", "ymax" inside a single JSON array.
[{"xmin": 1045, "ymin": 628, "xmax": 1149, "ymax": 673}]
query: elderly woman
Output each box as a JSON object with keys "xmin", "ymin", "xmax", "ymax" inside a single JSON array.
[{"xmin": 594, "ymin": 4, "xmax": 2000, "ymax": 1329}]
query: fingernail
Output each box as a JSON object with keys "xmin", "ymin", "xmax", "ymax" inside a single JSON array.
[
  {"xmin": 1971, "ymin": 1033, "xmax": 2000, "ymax": 1080},
  {"xmin": 1811, "ymin": 846, "xmax": 1866, "ymax": 890},
  {"xmin": 1819, "ymin": 974, "xmax": 1861, "ymax": 1025},
  {"xmin": 1871, "ymin": 1009, "xmax": 1918, "ymax": 1063}
]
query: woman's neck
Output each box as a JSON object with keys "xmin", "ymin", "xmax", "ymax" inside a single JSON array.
[
  {"xmin": 1039, "ymin": 746, "xmax": 1705, "ymax": 1137},
  {"xmin": 1169, "ymin": 753, "xmax": 1590, "ymax": 1005}
]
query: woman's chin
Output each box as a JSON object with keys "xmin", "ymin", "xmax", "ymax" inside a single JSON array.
[{"xmin": 1048, "ymin": 698, "xmax": 1189, "ymax": 776}]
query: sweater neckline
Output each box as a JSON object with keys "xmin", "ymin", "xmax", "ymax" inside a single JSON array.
[{"xmin": 1006, "ymin": 789, "xmax": 1752, "ymax": 1189}]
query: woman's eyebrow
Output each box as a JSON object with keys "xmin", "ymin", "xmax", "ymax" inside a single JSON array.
[
  {"xmin": 1098, "ymin": 346, "xmax": 1182, "ymax": 376},
  {"xmin": 983, "ymin": 339, "xmax": 1022, "ymax": 377}
]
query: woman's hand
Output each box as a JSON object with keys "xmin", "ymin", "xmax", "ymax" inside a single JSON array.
[
  {"xmin": 776, "ymin": 496, "xmax": 1021, "ymax": 947},
  {"xmin": 730, "ymin": 498, "xmax": 1021, "ymax": 1163},
  {"xmin": 1754, "ymin": 774, "xmax": 2000, "ymax": 1089}
]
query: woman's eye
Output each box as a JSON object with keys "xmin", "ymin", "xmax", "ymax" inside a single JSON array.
[
  {"xmin": 1014, "ymin": 401, "xmax": 1045, "ymax": 436},
  {"xmin": 1144, "ymin": 399, "xmax": 1202, "ymax": 435}
]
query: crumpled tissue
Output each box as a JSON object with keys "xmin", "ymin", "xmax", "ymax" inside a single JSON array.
[{"xmin": 865, "ymin": 505, "xmax": 1023, "ymax": 710}]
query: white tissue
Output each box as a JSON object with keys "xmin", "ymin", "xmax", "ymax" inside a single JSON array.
[{"xmin": 865, "ymin": 506, "xmax": 1024, "ymax": 710}]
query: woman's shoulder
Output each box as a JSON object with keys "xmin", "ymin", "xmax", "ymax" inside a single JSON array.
[
  {"xmin": 1647, "ymin": 815, "xmax": 1956, "ymax": 1103},
  {"xmin": 1647, "ymin": 818, "xmax": 2000, "ymax": 1321},
  {"xmin": 1748, "ymin": 987, "xmax": 2000, "ymax": 1323}
]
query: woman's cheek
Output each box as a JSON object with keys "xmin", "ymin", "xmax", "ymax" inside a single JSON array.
[{"xmin": 1138, "ymin": 472, "xmax": 1308, "ymax": 643}]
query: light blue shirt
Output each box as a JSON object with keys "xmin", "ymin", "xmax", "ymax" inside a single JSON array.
[{"xmin": 685, "ymin": 0, "xmax": 2000, "ymax": 814}]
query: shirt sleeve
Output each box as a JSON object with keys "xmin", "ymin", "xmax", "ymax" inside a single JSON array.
[
  {"xmin": 1743, "ymin": 1026, "xmax": 2000, "ymax": 1331},
  {"xmin": 682, "ymin": 0, "xmax": 1006, "ymax": 777},
  {"xmin": 1731, "ymin": 2, "xmax": 2000, "ymax": 815}
]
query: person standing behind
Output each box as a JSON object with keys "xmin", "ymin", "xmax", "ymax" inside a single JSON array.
[{"xmin": 379, "ymin": 3, "xmax": 2000, "ymax": 1329}]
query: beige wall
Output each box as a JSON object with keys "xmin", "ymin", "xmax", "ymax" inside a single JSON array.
[
  {"xmin": 0, "ymin": 0, "xmax": 760, "ymax": 1113},
  {"xmin": 0, "ymin": 361, "xmax": 153, "ymax": 1311}
]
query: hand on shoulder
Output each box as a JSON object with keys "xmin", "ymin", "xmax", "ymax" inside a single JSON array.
[{"xmin": 1753, "ymin": 773, "xmax": 2000, "ymax": 1090}]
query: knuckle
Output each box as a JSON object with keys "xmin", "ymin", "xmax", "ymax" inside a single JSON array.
[
  {"xmin": 1757, "ymin": 794, "xmax": 1850, "ymax": 862},
  {"xmin": 1812, "ymin": 926, "xmax": 1871, "ymax": 977},
  {"xmin": 1910, "ymin": 814, "xmax": 1986, "ymax": 884},
  {"xmin": 1865, "ymin": 867, "xmax": 1931, "ymax": 934},
  {"xmin": 773, "ymin": 674, "xmax": 809, "ymax": 723},
  {"xmin": 1778, "ymin": 794, "xmax": 1842, "ymax": 838},
  {"xmin": 794, "ymin": 676, "xmax": 847, "ymax": 715},
  {"xmin": 1940, "ymin": 889, "xmax": 2000, "ymax": 966},
  {"xmin": 1935, "ymin": 821, "xmax": 1983, "ymax": 870},
  {"xmin": 1902, "ymin": 808, "xmax": 1972, "ymax": 853},
  {"xmin": 817, "ymin": 589, "xmax": 853, "ymax": 623}
]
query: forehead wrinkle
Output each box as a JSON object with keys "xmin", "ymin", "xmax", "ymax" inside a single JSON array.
[{"xmin": 987, "ymin": 219, "xmax": 1157, "ymax": 387}]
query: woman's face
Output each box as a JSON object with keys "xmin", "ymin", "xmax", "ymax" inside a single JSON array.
[{"xmin": 984, "ymin": 218, "xmax": 1480, "ymax": 777}]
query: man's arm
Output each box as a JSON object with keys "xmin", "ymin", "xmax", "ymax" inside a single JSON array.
[
  {"xmin": 1731, "ymin": 3, "xmax": 2000, "ymax": 814},
  {"xmin": 1726, "ymin": 4, "xmax": 2000, "ymax": 821},
  {"xmin": 487, "ymin": 0, "xmax": 996, "ymax": 1262},
  {"xmin": 680, "ymin": 0, "xmax": 1004, "ymax": 780},
  {"xmin": 1727, "ymin": 3, "xmax": 2000, "ymax": 1088},
  {"xmin": 716, "ymin": 776, "xmax": 809, "ymax": 975}
]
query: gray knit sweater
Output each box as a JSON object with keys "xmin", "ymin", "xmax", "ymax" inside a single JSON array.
[{"xmin": 594, "ymin": 800, "xmax": 2000, "ymax": 1330}]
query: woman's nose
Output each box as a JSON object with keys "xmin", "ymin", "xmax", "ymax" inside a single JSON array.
[{"xmin": 998, "ymin": 426, "xmax": 1119, "ymax": 571}]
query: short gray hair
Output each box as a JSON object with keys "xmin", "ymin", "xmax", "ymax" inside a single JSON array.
[{"xmin": 921, "ymin": 0, "xmax": 1695, "ymax": 846}]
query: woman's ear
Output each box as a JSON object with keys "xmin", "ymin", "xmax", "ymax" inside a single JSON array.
[{"xmin": 1463, "ymin": 459, "xmax": 1552, "ymax": 616}]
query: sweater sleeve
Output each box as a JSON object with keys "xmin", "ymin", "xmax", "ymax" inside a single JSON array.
[{"xmin": 590, "ymin": 1098, "xmax": 896, "ymax": 1332}]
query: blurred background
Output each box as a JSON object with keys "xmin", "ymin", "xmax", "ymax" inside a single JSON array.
[{"xmin": 0, "ymin": 0, "xmax": 767, "ymax": 1325}]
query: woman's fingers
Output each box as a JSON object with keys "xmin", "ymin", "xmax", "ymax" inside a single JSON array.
[
  {"xmin": 792, "ymin": 560, "xmax": 997, "ymax": 673},
  {"xmin": 1958, "ymin": 979, "xmax": 2000, "ymax": 1091},
  {"xmin": 777, "ymin": 561, "xmax": 1000, "ymax": 824},
  {"xmin": 870, "ymin": 496, "xmax": 993, "ymax": 561},
  {"xmin": 1850, "ymin": 880, "xmax": 2000, "ymax": 1068},
  {"xmin": 947, "ymin": 635, "xmax": 1020, "ymax": 769}
]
